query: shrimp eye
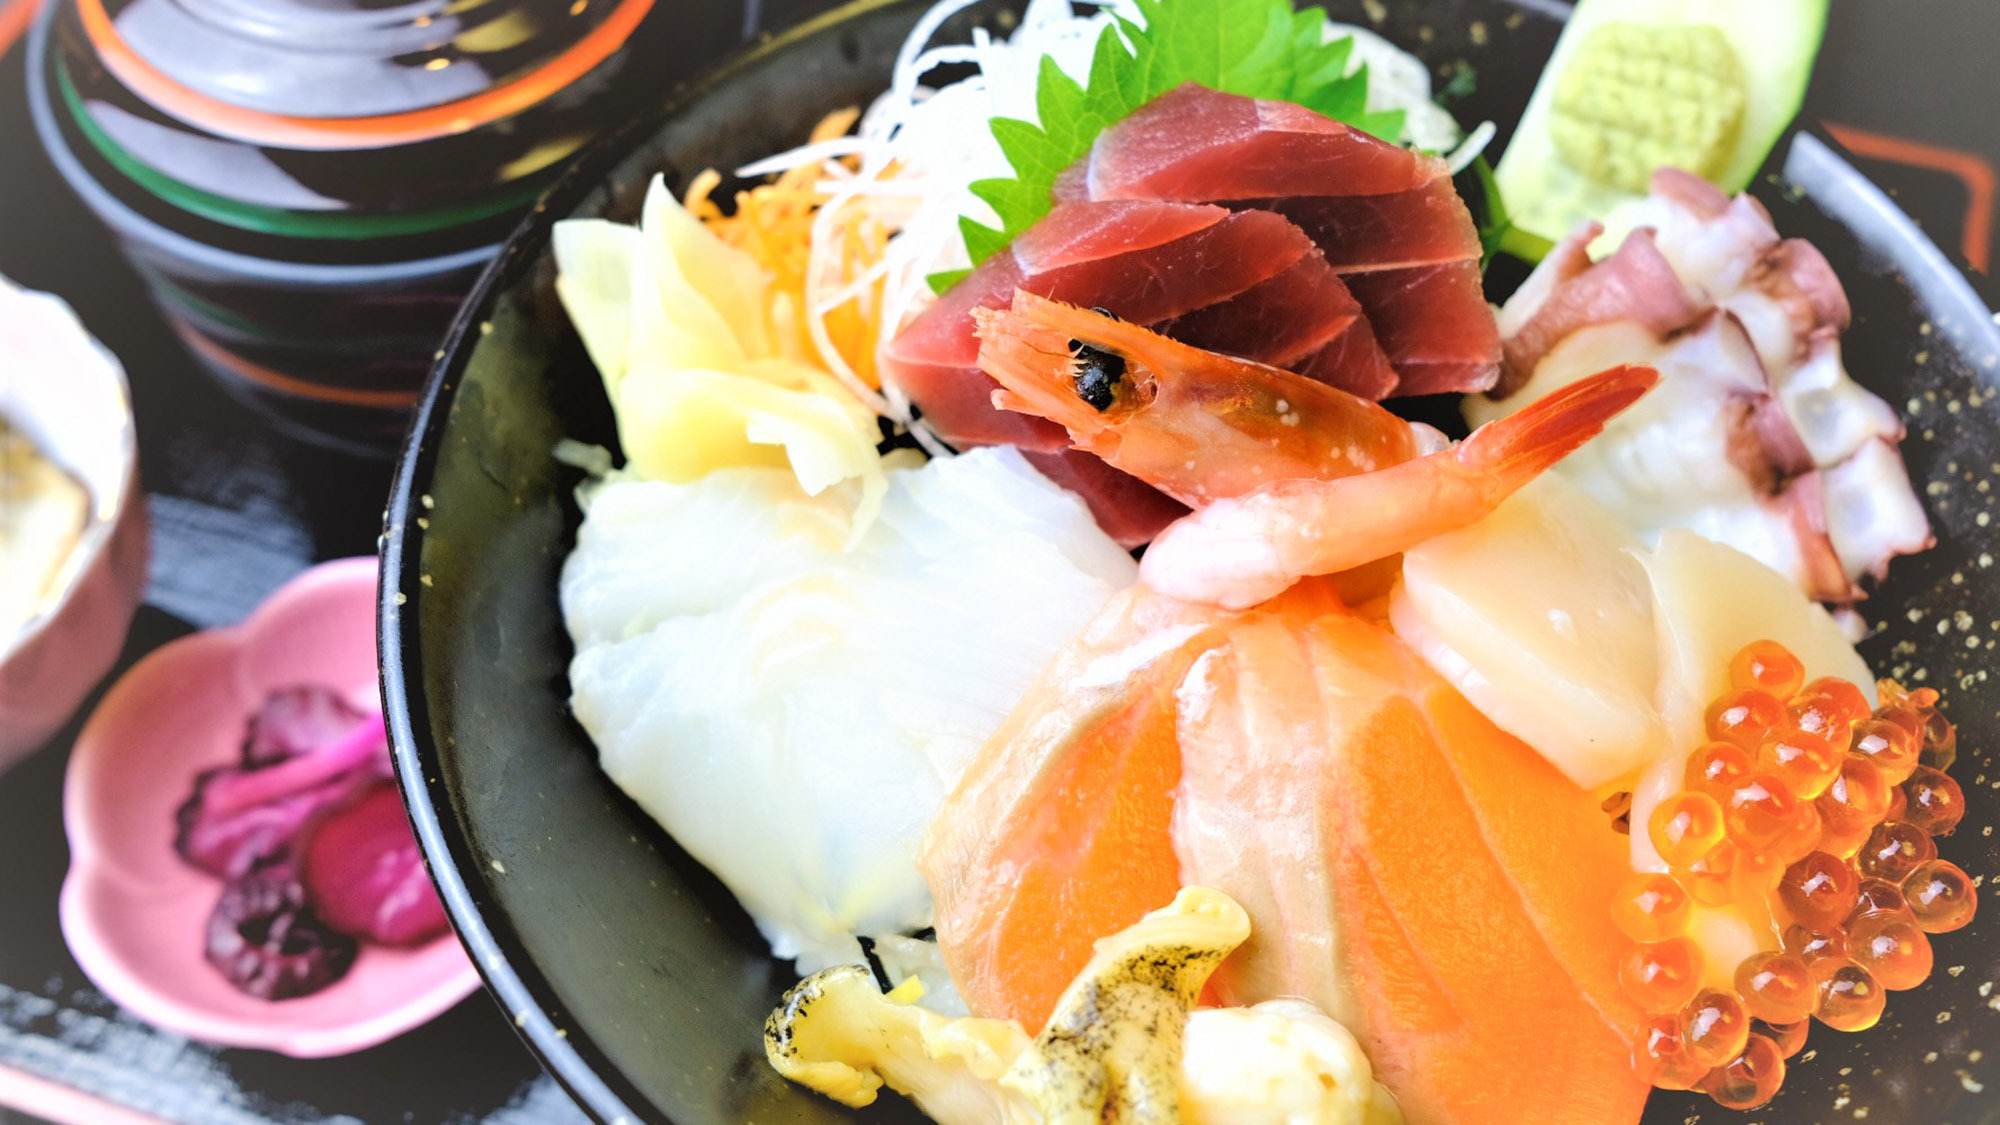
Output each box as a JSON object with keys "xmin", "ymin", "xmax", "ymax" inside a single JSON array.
[{"xmin": 1068, "ymin": 342, "xmax": 1124, "ymax": 412}]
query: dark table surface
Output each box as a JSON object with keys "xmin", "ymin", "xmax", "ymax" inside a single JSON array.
[{"xmin": 1, "ymin": 0, "xmax": 1996, "ymax": 1122}]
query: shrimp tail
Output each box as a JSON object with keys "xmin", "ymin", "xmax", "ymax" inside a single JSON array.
[{"xmin": 1457, "ymin": 364, "xmax": 1659, "ymax": 480}]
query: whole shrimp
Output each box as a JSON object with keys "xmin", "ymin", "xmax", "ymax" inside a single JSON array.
[
  {"xmin": 974, "ymin": 291, "xmax": 1421, "ymax": 507},
  {"xmin": 1143, "ymin": 369, "xmax": 1656, "ymax": 607},
  {"xmin": 976, "ymin": 293, "xmax": 1658, "ymax": 609}
]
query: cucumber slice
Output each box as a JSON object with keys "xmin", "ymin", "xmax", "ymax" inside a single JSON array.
[{"xmin": 1495, "ymin": 0, "xmax": 1829, "ymax": 247}]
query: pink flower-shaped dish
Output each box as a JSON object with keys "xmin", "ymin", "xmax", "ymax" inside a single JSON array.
[{"xmin": 61, "ymin": 556, "xmax": 479, "ymax": 1057}]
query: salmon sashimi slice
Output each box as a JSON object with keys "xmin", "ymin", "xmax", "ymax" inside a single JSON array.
[
  {"xmin": 920, "ymin": 581, "xmax": 1346, "ymax": 1029},
  {"xmin": 1174, "ymin": 608, "xmax": 1648, "ymax": 1125},
  {"xmin": 1054, "ymin": 82, "xmax": 1449, "ymax": 203},
  {"xmin": 882, "ymin": 200, "xmax": 1314, "ymax": 451}
]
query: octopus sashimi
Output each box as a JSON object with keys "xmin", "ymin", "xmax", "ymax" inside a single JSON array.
[{"xmin": 1478, "ymin": 170, "xmax": 1931, "ymax": 601}]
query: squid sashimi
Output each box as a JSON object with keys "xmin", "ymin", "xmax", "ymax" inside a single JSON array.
[{"xmin": 566, "ymin": 447, "xmax": 1135, "ymax": 983}]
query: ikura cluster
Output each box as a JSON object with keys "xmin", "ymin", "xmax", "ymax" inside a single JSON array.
[{"xmin": 1617, "ymin": 642, "xmax": 1975, "ymax": 1110}]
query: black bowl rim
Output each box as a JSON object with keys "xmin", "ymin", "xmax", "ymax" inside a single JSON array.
[
  {"xmin": 377, "ymin": 3, "xmax": 2000, "ymax": 1123},
  {"xmin": 377, "ymin": 1, "xmax": 913, "ymax": 1120}
]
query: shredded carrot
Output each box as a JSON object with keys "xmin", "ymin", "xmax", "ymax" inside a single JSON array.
[{"xmin": 686, "ymin": 108, "xmax": 890, "ymax": 389}]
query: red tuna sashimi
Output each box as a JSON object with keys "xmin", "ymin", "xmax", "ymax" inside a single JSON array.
[
  {"xmin": 1266, "ymin": 177, "xmax": 1484, "ymax": 273},
  {"xmin": 1053, "ymin": 82, "xmax": 1448, "ymax": 204},
  {"xmin": 883, "ymin": 200, "xmax": 1315, "ymax": 450},
  {"xmin": 1342, "ymin": 260, "xmax": 1501, "ymax": 396},
  {"xmin": 1153, "ymin": 252, "xmax": 1362, "ymax": 369},
  {"xmin": 1057, "ymin": 84, "xmax": 1499, "ymax": 397},
  {"xmin": 1296, "ymin": 307, "xmax": 1400, "ymax": 399}
]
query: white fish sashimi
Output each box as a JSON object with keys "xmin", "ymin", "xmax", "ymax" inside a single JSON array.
[{"xmin": 563, "ymin": 447, "xmax": 1136, "ymax": 980}]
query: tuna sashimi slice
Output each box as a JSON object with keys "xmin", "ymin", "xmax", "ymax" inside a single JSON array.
[
  {"xmin": 1020, "ymin": 449, "xmax": 1190, "ymax": 549},
  {"xmin": 1266, "ymin": 176, "xmax": 1485, "ymax": 274},
  {"xmin": 882, "ymin": 200, "xmax": 1315, "ymax": 450},
  {"xmin": 1296, "ymin": 310, "xmax": 1400, "ymax": 399},
  {"xmin": 1342, "ymin": 260, "xmax": 1502, "ymax": 395},
  {"xmin": 1154, "ymin": 252, "xmax": 1362, "ymax": 369},
  {"xmin": 1056, "ymin": 82, "xmax": 1449, "ymax": 204}
]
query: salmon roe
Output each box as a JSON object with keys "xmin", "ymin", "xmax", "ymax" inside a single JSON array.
[
  {"xmin": 1849, "ymin": 913, "xmax": 1933, "ymax": 991},
  {"xmin": 1707, "ymin": 690, "xmax": 1786, "ymax": 752},
  {"xmin": 1622, "ymin": 646, "xmax": 1977, "ymax": 1111},
  {"xmin": 1650, "ymin": 792, "xmax": 1726, "ymax": 869},
  {"xmin": 1735, "ymin": 951, "xmax": 1815, "ymax": 1024},
  {"xmin": 1731, "ymin": 640, "xmax": 1805, "ymax": 698},
  {"xmin": 1704, "ymin": 1032, "xmax": 1786, "ymax": 1111},
  {"xmin": 1757, "ymin": 1018, "xmax": 1810, "ymax": 1059},
  {"xmin": 1680, "ymin": 842, "xmax": 1738, "ymax": 908},
  {"xmin": 1758, "ymin": 729, "xmax": 1843, "ymax": 799},
  {"xmin": 1724, "ymin": 774, "xmax": 1800, "ymax": 851},
  {"xmin": 1680, "ymin": 988, "xmax": 1752, "ymax": 1069},
  {"xmin": 1613, "ymin": 873, "xmax": 1692, "ymax": 942},
  {"xmin": 1634, "ymin": 1014, "xmax": 1710, "ymax": 1091},
  {"xmin": 1903, "ymin": 859, "xmax": 1978, "ymax": 934},
  {"xmin": 1620, "ymin": 938, "xmax": 1703, "ymax": 1014},
  {"xmin": 1686, "ymin": 742, "xmax": 1754, "ymax": 797}
]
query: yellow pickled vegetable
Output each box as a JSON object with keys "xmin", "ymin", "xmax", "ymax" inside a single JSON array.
[{"xmin": 552, "ymin": 176, "xmax": 886, "ymax": 542}]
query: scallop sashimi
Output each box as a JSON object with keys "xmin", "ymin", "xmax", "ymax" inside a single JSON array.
[{"xmin": 565, "ymin": 447, "xmax": 1135, "ymax": 977}]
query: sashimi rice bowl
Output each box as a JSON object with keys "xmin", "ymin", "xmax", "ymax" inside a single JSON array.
[{"xmin": 388, "ymin": 0, "xmax": 2000, "ymax": 1121}]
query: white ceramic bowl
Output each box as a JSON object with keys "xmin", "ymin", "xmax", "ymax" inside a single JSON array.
[{"xmin": 0, "ymin": 275, "xmax": 148, "ymax": 763}]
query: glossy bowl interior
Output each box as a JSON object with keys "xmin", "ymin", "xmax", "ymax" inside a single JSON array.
[{"xmin": 382, "ymin": 2, "xmax": 2000, "ymax": 1123}]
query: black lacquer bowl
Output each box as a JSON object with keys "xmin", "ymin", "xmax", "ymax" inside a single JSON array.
[{"xmin": 379, "ymin": 2, "xmax": 2000, "ymax": 1122}]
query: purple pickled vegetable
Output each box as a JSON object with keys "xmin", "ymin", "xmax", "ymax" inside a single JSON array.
[
  {"xmin": 241, "ymin": 685, "xmax": 370, "ymax": 768},
  {"xmin": 176, "ymin": 689, "xmax": 449, "ymax": 1001},
  {"xmin": 205, "ymin": 872, "xmax": 358, "ymax": 1000},
  {"xmin": 175, "ymin": 712, "xmax": 391, "ymax": 879},
  {"xmin": 301, "ymin": 783, "xmax": 450, "ymax": 947}
]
